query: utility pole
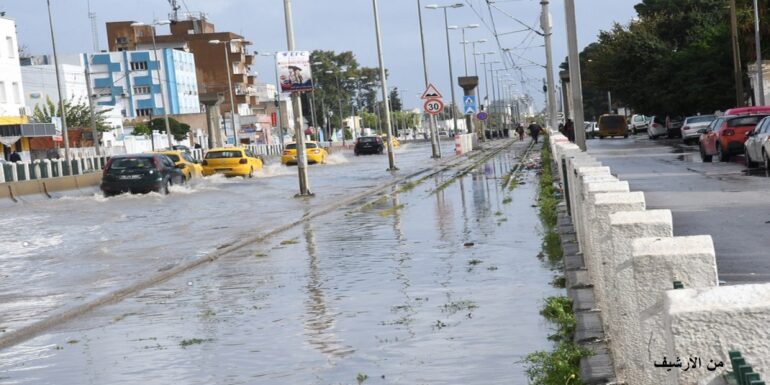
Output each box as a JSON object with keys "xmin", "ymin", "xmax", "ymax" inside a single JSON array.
[
  {"xmin": 541, "ymin": 0, "xmax": 558, "ymax": 132},
  {"xmin": 416, "ymin": 0, "xmax": 440, "ymax": 158},
  {"xmin": 46, "ymin": 0, "xmax": 71, "ymax": 168},
  {"xmin": 283, "ymin": 0, "xmax": 311, "ymax": 196},
  {"xmin": 730, "ymin": 0, "xmax": 745, "ymax": 107},
  {"xmin": 754, "ymin": 0, "xmax": 765, "ymax": 105},
  {"xmin": 564, "ymin": 0, "xmax": 586, "ymax": 150},
  {"xmin": 372, "ymin": 0, "xmax": 397, "ymax": 170},
  {"xmin": 607, "ymin": 90, "xmax": 612, "ymax": 113},
  {"xmin": 83, "ymin": 64, "xmax": 101, "ymax": 156},
  {"xmin": 442, "ymin": 9, "xmax": 459, "ymax": 135}
]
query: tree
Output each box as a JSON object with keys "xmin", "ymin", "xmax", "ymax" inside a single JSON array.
[
  {"xmin": 148, "ymin": 117, "xmax": 190, "ymax": 141},
  {"xmin": 31, "ymin": 96, "xmax": 110, "ymax": 131},
  {"xmin": 389, "ymin": 88, "xmax": 403, "ymax": 111}
]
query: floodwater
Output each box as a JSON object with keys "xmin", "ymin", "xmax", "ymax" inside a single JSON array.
[{"xmin": 0, "ymin": 140, "xmax": 559, "ymax": 384}]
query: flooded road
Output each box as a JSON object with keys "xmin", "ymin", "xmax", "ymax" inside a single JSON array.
[{"xmin": 0, "ymin": 140, "xmax": 560, "ymax": 384}]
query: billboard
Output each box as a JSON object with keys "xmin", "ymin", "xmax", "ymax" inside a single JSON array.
[{"xmin": 277, "ymin": 51, "xmax": 314, "ymax": 93}]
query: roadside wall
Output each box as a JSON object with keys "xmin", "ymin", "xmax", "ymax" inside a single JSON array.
[{"xmin": 550, "ymin": 133, "xmax": 770, "ymax": 385}]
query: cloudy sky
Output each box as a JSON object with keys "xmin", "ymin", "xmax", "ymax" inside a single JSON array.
[{"xmin": 2, "ymin": 0, "xmax": 639, "ymax": 110}]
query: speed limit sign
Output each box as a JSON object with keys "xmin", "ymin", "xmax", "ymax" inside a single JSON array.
[{"xmin": 424, "ymin": 98, "xmax": 444, "ymax": 115}]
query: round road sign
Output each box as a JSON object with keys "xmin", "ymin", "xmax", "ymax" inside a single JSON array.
[
  {"xmin": 476, "ymin": 111, "xmax": 489, "ymax": 121},
  {"xmin": 424, "ymin": 98, "xmax": 444, "ymax": 115}
]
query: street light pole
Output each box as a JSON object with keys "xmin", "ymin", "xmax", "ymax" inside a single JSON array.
[
  {"xmin": 47, "ymin": 0, "xmax": 71, "ymax": 167},
  {"xmin": 283, "ymin": 0, "xmax": 311, "ymax": 196},
  {"xmin": 371, "ymin": 0, "xmax": 397, "ymax": 170},
  {"xmin": 564, "ymin": 0, "xmax": 586, "ymax": 150},
  {"xmin": 753, "ymin": 0, "xmax": 765, "ymax": 105},
  {"xmin": 444, "ymin": 14, "xmax": 459, "ymax": 135},
  {"xmin": 541, "ymin": 0, "xmax": 558, "ymax": 132},
  {"xmin": 417, "ymin": 0, "xmax": 440, "ymax": 158},
  {"xmin": 457, "ymin": 25, "xmax": 479, "ymax": 76},
  {"xmin": 149, "ymin": 24, "xmax": 173, "ymax": 148}
]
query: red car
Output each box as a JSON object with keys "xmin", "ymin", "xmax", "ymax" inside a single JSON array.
[{"xmin": 699, "ymin": 114, "xmax": 768, "ymax": 162}]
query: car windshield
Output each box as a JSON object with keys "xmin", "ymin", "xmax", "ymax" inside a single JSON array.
[
  {"xmin": 727, "ymin": 116, "xmax": 766, "ymax": 127},
  {"xmin": 306, "ymin": 143, "xmax": 318, "ymax": 149},
  {"xmin": 205, "ymin": 151, "xmax": 243, "ymax": 159},
  {"xmin": 686, "ymin": 116, "xmax": 715, "ymax": 124},
  {"xmin": 601, "ymin": 116, "xmax": 625, "ymax": 129},
  {"xmin": 653, "ymin": 116, "xmax": 666, "ymax": 124},
  {"xmin": 109, "ymin": 157, "xmax": 154, "ymax": 170},
  {"xmin": 359, "ymin": 137, "xmax": 378, "ymax": 143},
  {"xmin": 164, "ymin": 154, "xmax": 180, "ymax": 162}
]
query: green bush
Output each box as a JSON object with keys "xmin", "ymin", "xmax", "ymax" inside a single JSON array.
[{"xmin": 524, "ymin": 342, "xmax": 590, "ymax": 385}]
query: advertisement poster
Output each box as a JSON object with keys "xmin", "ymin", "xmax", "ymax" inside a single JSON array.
[{"xmin": 277, "ymin": 51, "xmax": 314, "ymax": 93}]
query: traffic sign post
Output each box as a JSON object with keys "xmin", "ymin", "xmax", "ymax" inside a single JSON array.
[
  {"xmin": 424, "ymin": 98, "xmax": 444, "ymax": 116},
  {"xmin": 463, "ymin": 95, "xmax": 478, "ymax": 115},
  {"xmin": 421, "ymin": 83, "xmax": 443, "ymax": 100}
]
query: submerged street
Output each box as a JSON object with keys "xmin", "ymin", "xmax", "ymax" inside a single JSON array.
[{"xmin": 0, "ymin": 141, "xmax": 559, "ymax": 384}]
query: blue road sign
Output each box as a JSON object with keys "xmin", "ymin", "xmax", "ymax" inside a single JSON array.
[
  {"xmin": 476, "ymin": 111, "xmax": 489, "ymax": 121},
  {"xmin": 463, "ymin": 95, "xmax": 478, "ymax": 115}
]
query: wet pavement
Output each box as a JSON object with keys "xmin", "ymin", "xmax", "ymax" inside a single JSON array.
[
  {"xmin": 587, "ymin": 135, "xmax": 770, "ymax": 283},
  {"xmin": 0, "ymin": 140, "xmax": 560, "ymax": 384}
]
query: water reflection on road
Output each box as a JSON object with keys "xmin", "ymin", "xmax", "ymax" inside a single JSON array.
[{"xmin": 0, "ymin": 141, "xmax": 560, "ymax": 384}]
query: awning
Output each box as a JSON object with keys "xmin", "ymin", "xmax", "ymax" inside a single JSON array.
[{"xmin": 0, "ymin": 123, "xmax": 58, "ymax": 138}]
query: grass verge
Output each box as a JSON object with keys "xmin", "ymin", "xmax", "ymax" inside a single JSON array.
[{"xmin": 523, "ymin": 137, "xmax": 590, "ymax": 384}]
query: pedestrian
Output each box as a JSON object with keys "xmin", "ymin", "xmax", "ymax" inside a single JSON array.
[
  {"xmin": 9, "ymin": 151, "xmax": 21, "ymax": 163},
  {"xmin": 516, "ymin": 123, "xmax": 525, "ymax": 141},
  {"xmin": 528, "ymin": 121, "xmax": 542, "ymax": 144},
  {"xmin": 564, "ymin": 119, "xmax": 575, "ymax": 143}
]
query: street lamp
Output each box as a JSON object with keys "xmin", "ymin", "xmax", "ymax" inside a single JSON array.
[
  {"xmin": 463, "ymin": 39, "xmax": 487, "ymax": 76},
  {"xmin": 209, "ymin": 38, "xmax": 243, "ymax": 146},
  {"xmin": 455, "ymin": 24, "xmax": 480, "ymax": 76},
  {"xmin": 426, "ymin": 3, "xmax": 464, "ymax": 135},
  {"xmin": 347, "ymin": 76, "xmax": 368, "ymax": 139},
  {"xmin": 131, "ymin": 20, "xmax": 174, "ymax": 148},
  {"xmin": 416, "ymin": 0, "xmax": 440, "ymax": 158},
  {"xmin": 325, "ymin": 68, "xmax": 347, "ymax": 146},
  {"xmin": 256, "ymin": 51, "xmax": 285, "ymax": 147}
]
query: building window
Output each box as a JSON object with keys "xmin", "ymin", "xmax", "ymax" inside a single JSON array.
[
  {"xmin": 11, "ymin": 82, "xmax": 19, "ymax": 104},
  {"xmin": 6, "ymin": 37, "xmax": 13, "ymax": 58},
  {"xmin": 135, "ymin": 108, "xmax": 153, "ymax": 117},
  {"xmin": 116, "ymin": 37, "xmax": 128, "ymax": 45},
  {"xmin": 0, "ymin": 81, "xmax": 6, "ymax": 103},
  {"xmin": 130, "ymin": 61, "xmax": 148, "ymax": 71},
  {"xmin": 133, "ymin": 86, "xmax": 151, "ymax": 95}
]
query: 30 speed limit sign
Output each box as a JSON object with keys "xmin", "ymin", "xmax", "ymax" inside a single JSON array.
[{"xmin": 424, "ymin": 98, "xmax": 444, "ymax": 115}]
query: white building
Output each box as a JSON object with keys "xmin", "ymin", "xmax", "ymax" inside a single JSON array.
[
  {"xmin": 0, "ymin": 16, "xmax": 25, "ymax": 123},
  {"xmin": 21, "ymin": 59, "xmax": 89, "ymax": 112}
]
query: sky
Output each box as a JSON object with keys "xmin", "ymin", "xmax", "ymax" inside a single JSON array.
[{"xmin": 1, "ymin": 0, "xmax": 640, "ymax": 111}]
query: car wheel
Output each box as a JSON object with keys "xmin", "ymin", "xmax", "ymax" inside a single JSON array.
[
  {"xmin": 717, "ymin": 143, "xmax": 730, "ymax": 162},
  {"xmin": 764, "ymin": 150, "xmax": 770, "ymax": 170},
  {"xmin": 162, "ymin": 179, "xmax": 170, "ymax": 195},
  {"xmin": 700, "ymin": 145, "xmax": 712, "ymax": 162},
  {"xmin": 248, "ymin": 167, "xmax": 254, "ymax": 178},
  {"xmin": 746, "ymin": 149, "xmax": 759, "ymax": 168},
  {"xmin": 623, "ymin": 133, "xmax": 629, "ymax": 138}
]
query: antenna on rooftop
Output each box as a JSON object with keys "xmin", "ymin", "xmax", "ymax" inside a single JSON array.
[
  {"xmin": 88, "ymin": 0, "xmax": 99, "ymax": 51},
  {"xmin": 168, "ymin": 0, "xmax": 181, "ymax": 20}
]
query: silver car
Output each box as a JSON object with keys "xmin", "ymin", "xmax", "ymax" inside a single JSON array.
[
  {"xmin": 745, "ymin": 116, "xmax": 770, "ymax": 168},
  {"xmin": 629, "ymin": 114, "xmax": 648, "ymax": 134},
  {"xmin": 681, "ymin": 115, "xmax": 715, "ymax": 144}
]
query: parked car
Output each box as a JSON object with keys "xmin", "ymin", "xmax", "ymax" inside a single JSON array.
[
  {"xmin": 744, "ymin": 116, "xmax": 770, "ymax": 168},
  {"xmin": 724, "ymin": 106, "xmax": 770, "ymax": 116},
  {"xmin": 354, "ymin": 136, "xmax": 385, "ymax": 155},
  {"xmin": 584, "ymin": 121, "xmax": 598, "ymax": 138},
  {"xmin": 154, "ymin": 150, "xmax": 203, "ymax": 181},
  {"xmin": 629, "ymin": 114, "xmax": 648, "ymax": 134},
  {"xmin": 100, "ymin": 153, "xmax": 185, "ymax": 196},
  {"xmin": 281, "ymin": 141, "xmax": 328, "ymax": 165},
  {"xmin": 681, "ymin": 115, "xmax": 716, "ymax": 144},
  {"xmin": 597, "ymin": 114, "xmax": 628, "ymax": 139},
  {"xmin": 202, "ymin": 147, "xmax": 263, "ymax": 177},
  {"xmin": 699, "ymin": 114, "xmax": 768, "ymax": 162},
  {"xmin": 170, "ymin": 145, "xmax": 192, "ymax": 154},
  {"xmin": 647, "ymin": 116, "xmax": 668, "ymax": 139},
  {"xmin": 667, "ymin": 116, "xmax": 684, "ymax": 138}
]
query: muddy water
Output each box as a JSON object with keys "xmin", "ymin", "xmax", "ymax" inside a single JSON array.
[{"xmin": 0, "ymin": 142, "xmax": 559, "ymax": 384}]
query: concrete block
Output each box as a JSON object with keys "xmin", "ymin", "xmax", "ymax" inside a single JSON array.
[
  {"xmin": 607, "ymin": 210, "xmax": 673, "ymax": 382},
  {"xmin": 10, "ymin": 162, "xmax": 18, "ymax": 181},
  {"xmin": 631, "ymin": 236, "xmax": 718, "ymax": 385},
  {"xmin": 570, "ymin": 165, "xmax": 610, "ymax": 245},
  {"xmin": 43, "ymin": 159, "xmax": 52, "ymax": 179},
  {"xmin": 580, "ymin": 182, "xmax": 630, "ymax": 279},
  {"xmin": 663, "ymin": 284, "xmax": 770, "ymax": 385},
  {"xmin": 55, "ymin": 159, "xmax": 63, "ymax": 177},
  {"xmin": 586, "ymin": 192, "xmax": 645, "ymax": 326}
]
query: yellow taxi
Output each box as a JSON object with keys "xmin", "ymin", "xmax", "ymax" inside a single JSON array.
[
  {"xmin": 281, "ymin": 141, "xmax": 328, "ymax": 165},
  {"xmin": 381, "ymin": 134, "xmax": 400, "ymax": 149},
  {"xmin": 154, "ymin": 150, "xmax": 203, "ymax": 181},
  {"xmin": 202, "ymin": 147, "xmax": 263, "ymax": 178}
]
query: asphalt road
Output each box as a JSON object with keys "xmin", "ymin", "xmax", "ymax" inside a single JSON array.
[{"xmin": 587, "ymin": 134, "xmax": 770, "ymax": 284}]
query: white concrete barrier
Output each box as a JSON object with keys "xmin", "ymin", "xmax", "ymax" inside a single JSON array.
[
  {"xmin": 43, "ymin": 159, "xmax": 52, "ymax": 178},
  {"xmin": 11, "ymin": 162, "xmax": 18, "ymax": 181},
  {"xmin": 580, "ymin": 181, "xmax": 630, "ymax": 278},
  {"xmin": 608, "ymin": 210, "xmax": 674, "ymax": 382},
  {"xmin": 664, "ymin": 283, "xmax": 770, "ymax": 385},
  {"xmin": 631, "ymin": 236, "xmax": 718, "ymax": 385}
]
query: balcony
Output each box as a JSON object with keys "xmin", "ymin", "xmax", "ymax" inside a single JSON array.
[
  {"xmin": 231, "ymin": 73, "xmax": 248, "ymax": 84},
  {"xmin": 244, "ymin": 54, "xmax": 254, "ymax": 66},
  {"xmin": 248, "ymin": 75, "xmax": 257, "ymax": 85}
]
